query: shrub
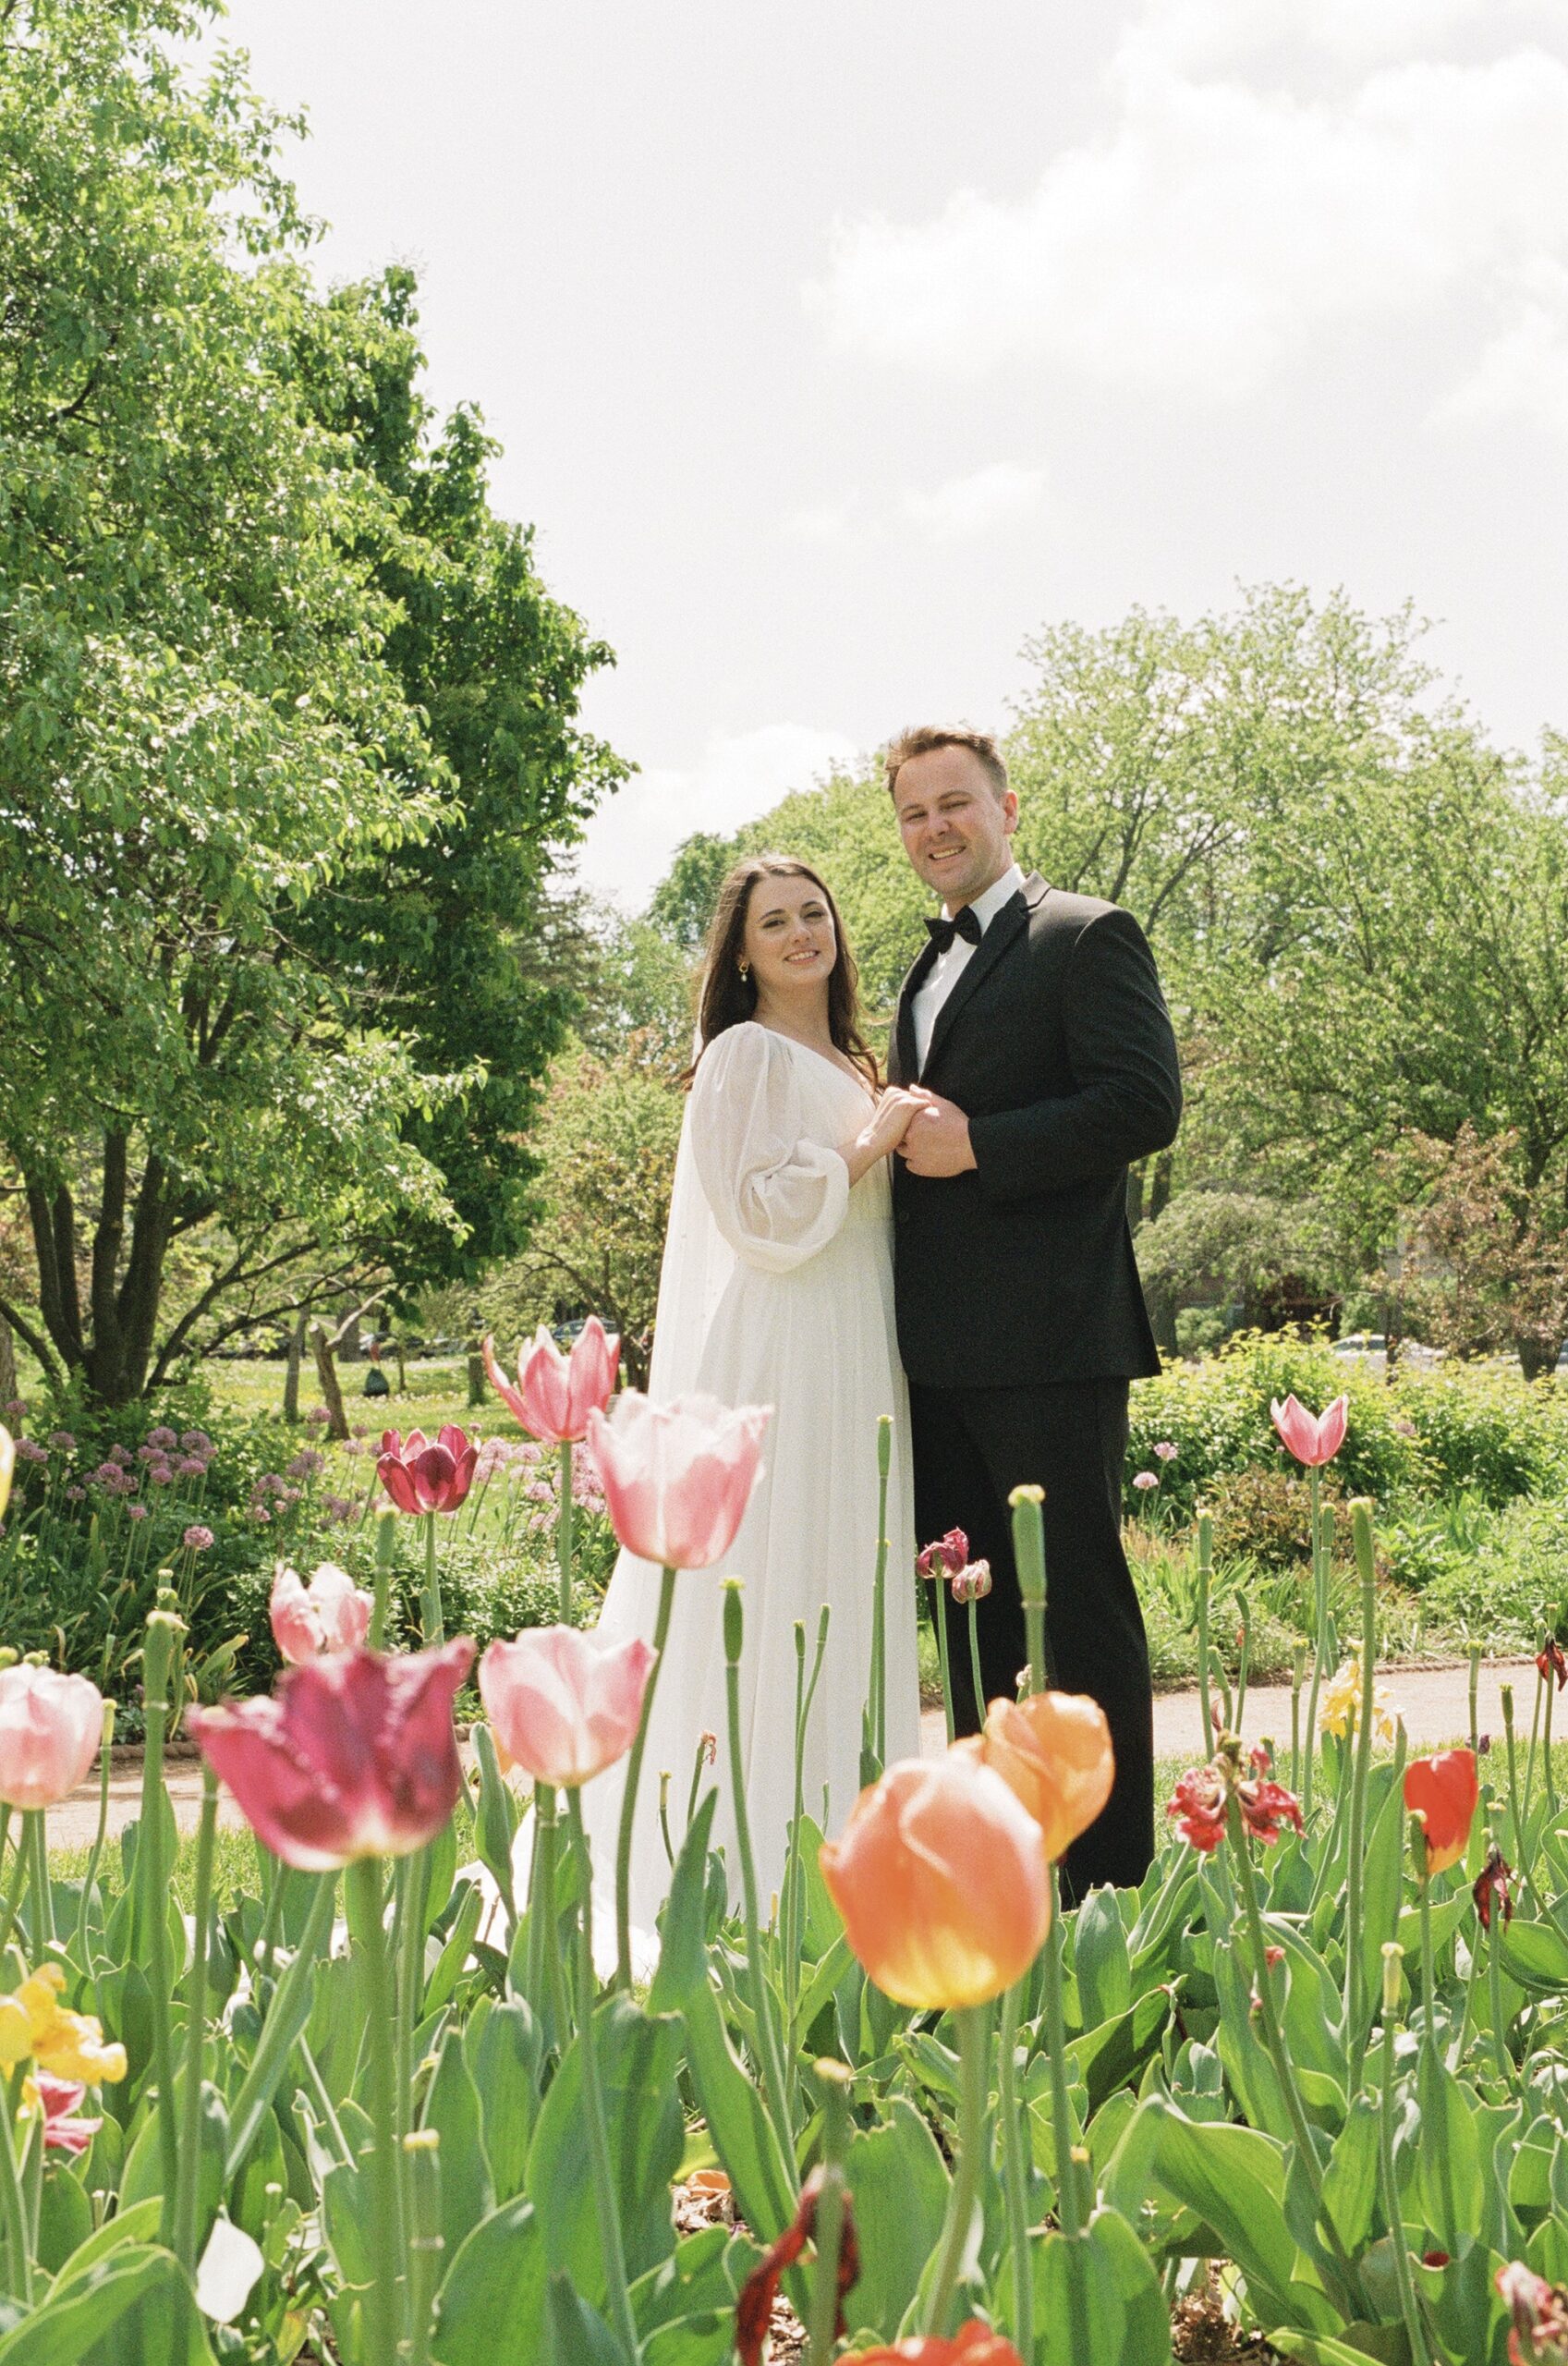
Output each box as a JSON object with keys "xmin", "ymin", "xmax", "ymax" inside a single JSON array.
[{"xmin": 1389, "ymin": 1369, "xmax": 1568, "ymax": 1504}]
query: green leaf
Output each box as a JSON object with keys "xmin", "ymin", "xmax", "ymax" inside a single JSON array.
[
  {"xmin": 432, "ymin": 2197, "xmax": 548, "ymax": 2366},
  {"xmin": 842, "ymin": 2100, "xmax": 950, "ymax": 2338},
  {"xmin": 466, "ymin": 1997, "xmax": 541, "ymax": 2202},
  {"xmin": 648, "ymin": 1792, "xmax": 718, "ymax": 2017},
  {"xmin": 1500, "ymin": 1919, "xmax": 1568, "ymax": 1993},
  {"xmin": 1415, "ymin": 2047, "xmax": 1486, "ymax": 2255},
  {"xmin": 1035, "ymin": 2205, "xmax": 1173, "ymax": 2366},
  {"xmin": 526, "ymin": 1995, "xmax": 683, "ymax": 2305},
  {"xmin": 0, "ymin": 2244, "xmax": 214, "ymax": 2366},
  {"xmin": 678, "ymin": 1981, "xmax": 794, "ymax": 2245},
  {"xmin": 1074, "ymin": 1888, "xmax": 1133, "ymax": 2030},
  {"xmin": 422, "ymin": 2022, "xmax": 497, "ymax": 2264},
  {"xmin": 542, "ymin": 2273, "xmax": 625, "ymax": 2366}
]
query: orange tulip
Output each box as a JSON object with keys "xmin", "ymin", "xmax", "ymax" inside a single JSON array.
[
  {"xmin": 1404, "ymin": 1748, "xmax": 1479, "ymax": 1876},
  {"xmin": 855, "ymin": 2326, "xmax": 1025, "ymax": 2365},
  {"xmin": 820, "ymin": 1756, "xmax": 1051, "ymax": 2009},
  {"xmin": 956, "ymin": 1689, "xmax": 1114, "ymax": 1864}
]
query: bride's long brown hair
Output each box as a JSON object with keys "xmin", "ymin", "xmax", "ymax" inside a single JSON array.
[{"xmin": 691, "ymin": 854, "xmax": 880, "ymax": 1086}]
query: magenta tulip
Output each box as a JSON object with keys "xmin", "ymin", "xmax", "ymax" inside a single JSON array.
[
  {"xmin": 1270, "ymin": 1393, "xmax": 1349, "ymax": 1468},
  {"xmin": 484, "ymin": 1320, "xmax": 620, "ymax": 1445},
  {"xmin": 480, "ymin": 1626, "xmax": 655, "ymax": 1787},
  {"xmin": 586, "ymin": 1391, "xmax": 770, "ymax": 1569},
  {"xmin": 376, "ymin": 1425, "xmax": 479, "ymax": 1515},
  {"xmin": 188, "ymin": 1640, "xmax": 474, "ymax": 1870},
  {"xmin": 270, "ymin": 1563, "xmax": 373, "ymax": 1665},
  {"xmin": 0, "ymin": 1666, "xmax": 104, "ymax": 1810}
]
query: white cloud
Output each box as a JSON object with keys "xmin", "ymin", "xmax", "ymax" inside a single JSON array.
[
  {"xmin": 781, "ymin": 499, "xmax": 865, "ymax": 548},
  {"xmin": 571, "ymin": 723, "xmax": 861, "ymax": 909},
  {"xmin": 900, "ymin": 462, "xmax": 1047, "ymax": 540},
  {"xmin": 1442, "ymin": 256, "xmax": 1568, "ymax": 434},
  {"xmin": 813, "ymin": 12, "xmax": 1568, "ymax": 408}
]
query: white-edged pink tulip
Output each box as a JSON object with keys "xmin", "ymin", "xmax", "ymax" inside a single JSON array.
[
  {"xmin": 480, "ymin": 1627, "xmax": 655, "ymax": 1788},
  {"xmin": 1270, "ymin": 1393, "xmax": 1349, "ymax": 1468},
  {"xmin": 484, "ymin": 1319, "xmax": 620, "ymax": 1445},
  {"xmin": 270, "ymin": 1563, "xmax": 373, "ymax": 1665},
  {"xmin": 587, "ymin": 1391, "xmax": 770, "ymax": 1569},
  {"xmin": 0, "ymin": 1666, "xmax": 104, "ymax": 1810}
]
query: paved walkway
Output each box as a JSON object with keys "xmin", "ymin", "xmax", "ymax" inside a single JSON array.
[{"xmin": 44, "ymin": 1657, "xmax": 1536, "ymax": 1853}]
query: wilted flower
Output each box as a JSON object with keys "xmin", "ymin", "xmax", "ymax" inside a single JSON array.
[
  {"xmin": 480, "ymin": 1627, "xmax": 656, "ymax": 1788},
  {"xmin": 1537, "ymin": 1637, "xmax": 1568, "ymax": 1692},
  {"xmin": 377, "ymin": 1426, "xmax": 479, "ymax": 1517},
  {"xmin": 1404, "ymin": 1749, "xmax": 1479, "ymax": 1877},
  {"xmin": 916, "ymin": 1528, "xmax": 968, "ymax": 1581},
  {"xmin": 1270, "ymin": 1393, "xmax": 1349, "ymax": 1468},
  {"xmin": 484, "ymin": 1319, "xmax": 620, "ymax": 1445},
  {"xmin": 950, "ymin": 1558, "xmax": 992, "ymax": 1605},
  {"xmin": 735, "ymin": 2167, "xmax": 860, "ymax": 2366},
  {"xmin": 1497, "ymin": 2262, "xmax": 1568, "ymax": 2364},
  {"xmin": 1319, "ymin": 1653, "xmax": 1399, "ymax": 1744},
  {"xmin": 1170, "ymin": 1741, "xmax": 1303, "ymax": 1854},
  {"xmin": 1474, "ymin": 1846, "xmax": 1514, "ymax": 1932},
  {"xmin": 189, "ymin": 1640, "xmax": 474, "ymax": 1870},
  {"xmin": 182, "ymin": 1525, "xmax": 214, "ymax": 1552},
  {"xmin": 587, "ymin": 1391, "xmax": 769, "ymax": 1568},
  {"xmin": 820, "ymin": 1755, "xmax": 1051, "ymax": 2008},
  {"xmin": 0, "ymin": 1666, "xmax": 105, "ymax": 1808}
]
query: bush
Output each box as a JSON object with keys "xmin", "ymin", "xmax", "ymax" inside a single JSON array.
[{"xmin": 1389, "ymin": 1369, "xmax": 1568, "ymax": 1504}]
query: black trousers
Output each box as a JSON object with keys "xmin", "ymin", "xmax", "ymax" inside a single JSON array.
[{"xmin": 909, "ymin": 1377, "xmax": 1154, "ymax": 1896}]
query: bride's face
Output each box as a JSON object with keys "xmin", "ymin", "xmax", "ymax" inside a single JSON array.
[{"xmin": 743, "ymin": 875, "xmax": 838, "ymax": 1003}]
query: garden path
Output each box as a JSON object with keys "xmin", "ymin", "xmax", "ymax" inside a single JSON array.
[{"xmin": 45, "ymin": 1655, "xmax": 1537, "ymax": 1852}]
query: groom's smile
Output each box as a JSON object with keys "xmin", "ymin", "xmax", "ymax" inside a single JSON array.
[{"xmin": 891, "ymin": 743, "xmax": 1020, "ymax": 911}]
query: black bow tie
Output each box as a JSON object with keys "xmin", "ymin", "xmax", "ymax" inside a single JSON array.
[{"xmin": 924, "ymin": 906, "xmax": 983, "ymax": 956}]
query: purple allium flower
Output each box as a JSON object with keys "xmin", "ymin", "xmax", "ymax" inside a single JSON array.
[
  {"xmin": 177, "ymin": 1456, "xmax": 206, "ymax": 1477},
  {"xmin": 286, "ymin": 1449, "xmax": 324, "ymax": 1481},
  {"xmin": 128, "ymin": 1504, "xmax": 148, "ymax": 1521},
  {"xmin": 13, "ymin": 1440, "xmax": 47, "ymax": 1466},
  {"xmin": 322, "ymin": 1493, "xmax": 353, "ymax": 1523},
  {"xmin": 183, "ymin": 1525, "xmax": 214, "ymax": 1551},
  {"xmin": 94, "ymin": 1461, "xmax": 125, "ymax": 1488},
  {"xmin": 252, "ymin": 1507, "xmax": 271, "ymax": 1525},
  {"xmin": 66, "ymin": 1485, "xmax": 85, "ymax": 1504},
  {"xmin": 109, "ymin": 1443, "xmax": 133, "ymax": 1466},
  {"xmin": 46, "ymin": 1430, "xmax": 76, "ymax": 1452},
  {"xmin": 306, "ymin": 1407, "xmax": 330, "ymax": 1427},
  {"xmin": 1153, "ymin": 1441, "xmax": 1178, "ymax": 1462},
  {"xmin": 3, "ymin": 1399, "xmax": 28, "ymax": 1421},
  {"xmin": 149, "ymin": 1464, "xmax": 175, "ymax": 1485},
  {"xmin": 1133, "ymin": 1470, "xmax": 1160, "ymax": 1492},
  {"xmin": 147, "ymin": 1427, "xmax": 178, "ymax": 1450},
  {"xmin": 179, "ymin": 1431, "xmax": 212, "ymax": 1454}
]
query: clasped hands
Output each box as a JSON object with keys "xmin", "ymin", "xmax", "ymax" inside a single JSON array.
[{"xmin": 871, "ymin": 1083, "xmax": 977, "ymax": 1177}]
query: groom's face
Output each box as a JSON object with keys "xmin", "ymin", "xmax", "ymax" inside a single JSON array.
[{"xmin": 892, "ymin": 746, "xmax": 1019, "ymax": 911}]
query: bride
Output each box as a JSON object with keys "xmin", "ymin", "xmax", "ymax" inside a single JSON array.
[{"xmin": 579, "ymin": 852, "xmax": 923, "ymax": 1937}]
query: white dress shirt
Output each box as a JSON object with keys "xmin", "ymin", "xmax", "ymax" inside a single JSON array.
[{"xmin": 911, "ymin": 860, "xmax": 1026, "ymax": 1074}]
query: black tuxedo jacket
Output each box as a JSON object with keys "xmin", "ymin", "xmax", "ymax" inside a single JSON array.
[{"xmin": 887, "ymin": 872, "xmax": 1182, "ymax": 1389}]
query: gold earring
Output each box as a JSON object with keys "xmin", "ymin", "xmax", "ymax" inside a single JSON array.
[{"xmin": 737, "ymin": 959, "xmax": 750, "ymax": 980}]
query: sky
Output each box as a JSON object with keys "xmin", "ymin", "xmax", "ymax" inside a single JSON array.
[{"xmin": 211, "ymin": 0, "xmax": 1568, "ymax": 908}]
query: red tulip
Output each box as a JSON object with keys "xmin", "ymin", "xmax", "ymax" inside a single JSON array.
[
  {"xmin": 270, "ymin": 1562, "xmax": 373, "ymax": 1665},
  {"xmin": 483, "ymin": 1321, "xmax": 619, "ymax": 1445},
  {"xmin": 479, "ymin": 1626, "xmax": 655, "ymax": 1788},
  {"xmin": 0, "ymin": 1666, "xmax": 105, "ymax": 1810},
  {"xmin": 1404, "ymin": 1749, "xmax": 1479, "ymax": 1876},
  {"xmin": 852, "ymin": 2329, "xmax": 1026, "ymax": 2366},
  {"xmin": 1497, "ymin": 2262, "xmax": 1568, "ymax": 2366},
  {"xmin": 31, "ymin": 2069, "xmax": 101, "ymax": 2156},
  {"xmin": 916, "ymin": 1528, "xmax": 969, "ymax": 1580},
  {"xmin": 1270, "ymin": 1393, "xmax": 1348, "ymax": 1467},
  {"xmin": 586, "ymin": 1391, "xmax": 769, "ymax": 1569},
  {"xmin": 377, "ymin": 1426, "xmax": 479, "ymax": 1515},
  {"xmin": 188, "ymin": 1640, "xmax": 474, "ymax": 1870},
  {"xmin": 1169, "ymin": 1744, "xmax": 1303, "ymax": 1854}
]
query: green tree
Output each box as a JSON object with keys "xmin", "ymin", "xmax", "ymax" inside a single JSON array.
[{"xmin": 0, "ymin": 4, "xmax": 620, "ymax": 1399}]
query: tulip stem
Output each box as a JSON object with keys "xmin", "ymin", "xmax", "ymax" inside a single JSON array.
[
  {"xmin": 404, "ymin": 2128, "xmax": 443, "ymax": 2366},
  {"xmin": 1302, "ymin": 1468, "xmax": 1325, "ymax": 1824},
  {"xmin": 1289, "ymin": 1640, "xmax": 1306, "ymax": 1796},
  {"xmin": 24, "ymin": 1814, "xmax": 52, "ymax": 1953},
  {"xmin": 1378, "ymin": 1956, "xmax": 1432, "ymax": 2366},
  {"xmin": 1488, "ymin": 1911, "xmax": 1513, "ymax": 2090},
  {"xmin": 966, "ymin": 1596, "xmax": 985, "ymax": 1731},
  {"xmin": 1467, "ymin": 1645, "xmax": 1481, "ymax": 1762},
  {"xmin": 1228, "ymin": 1792, "xmax": 1363, "ymax": 2321},
  {"xmin": 0, "ymin": 2077, "xmax": 31, "ymax": 2306},
  {"xmin": 996, "ymin": 1977, "xmax": 1035, "ymax": 2360},
  {"xmin": 926, "ymin": 2002, "xmax": 991, "ymax": 2338},
  {"xmin": 724, "ymin": 1583, "xmax": 798, "ymax": 2165},
  {"xmin": 1546, "ymin": 1666, "xmax": 1559, "ymax": 1818},
  {"xmin": 1344, "ymin": 1504, "xmax": 1380, "ymax": 2079},
  {"xmin": 565, "ymin": 1791, "xmax": 642, "ymax": 2366},
  {"xmin": 346, "ymin": 1856, "xmax": 404, "ymax": 2366},
  {"xmin": 807, "ymin": 2063, "xmax": 853, "ymax": 2365},
  {"xmin": 531, "ymin": 1787, "xmax": 572, "ymax": 2052},
  {"xmin": 1502, "ymin": 1684, "xmax": 1534, "ymax": 1895},
  {"xmin": 0, "ymin": 1826, "xmax": 27, "ymax": 1965},
  {"xmin": 930, "ymin": 1578, "xmax": 956, "ymax": 1745},
  {"xmin": 1197, "ymin": 1513, "xmax": 1217, "ymax": 1758},
  {"xmin": 614, "ymin": 1564, "xmax": 676, "ymax": 1990},
  {"xmin": 557, "ymin": 1442, "xmax": 576, "ymax": 1623},
  {"xmin": 1011, "ymin": 1487, "xmax": 1048, "ymax": 1701},
  {"xmin": 174, "ymin": 1764, "xmax": 218, "ymax": 2275},
  {"xmin": 1415, "ymin": 1845, "xmax": 1440, "ymax": 2082},
  {"xmin": 140, "ymin": 1615, "xmax": 181, "ymax": 2233},
  {"xmin": 785, "ymin": 1608, "xmax": 831, "ymax": 2083},
  {"xmin": 371, "ymin": 1509, "xmax": 396, "ymax": 1650},
  {"xmin": 422, "ymin": 1512, "xmax": 444, "ymax": 1647},
  {"xmin": 871, "ymin": 1414, "xmax": 892, "ymax": 1765},
  {"xmin": 75, "ymin": 1706, "xmax": 114, "ymax": 1973},
  {"xmin": 1040, "ymin": 1872, "xmax": 1083, "ymax": 2239}
]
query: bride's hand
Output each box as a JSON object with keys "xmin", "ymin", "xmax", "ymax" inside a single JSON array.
[{"xmin": 862, "ymin": 1088, "xmax": 923, "ymax": 1159}]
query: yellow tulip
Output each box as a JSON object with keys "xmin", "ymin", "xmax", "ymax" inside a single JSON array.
[{"xmin": 0, "ymin": 1964, "xmax": 127, "ymax": 2086}]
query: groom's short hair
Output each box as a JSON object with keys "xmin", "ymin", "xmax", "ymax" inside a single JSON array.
[{"xmin": 883, "ymin": 724, "xmax": 1009, "ymax": 801}]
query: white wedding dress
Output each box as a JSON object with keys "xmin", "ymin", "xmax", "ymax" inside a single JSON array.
[{"xmin": 577, "ymin": 1019, "xmax": 920, "ymax": 1946}]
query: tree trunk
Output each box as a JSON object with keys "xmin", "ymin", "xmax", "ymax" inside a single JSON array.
[
  {"xmin": 310, "ymin": 1322, "xmax": 349, "ymax": 1441},
  {"xmin": 0, "ymin": 1313, "xmax": 16, "ymax": 1409},
  {"xmin": 337, "ymin": 1296, "xmax": 363, "ymax": 1362},
  {"xmin": 1149, "ymin": 1151, "xmax": 1175, "ymax": 1224},
  {"xmin": 394, "ymin": 1338, "xmax": 407, "ymax": 1396},
  {"xmin": 283, "ymin": 1313, "xmax": 307, "ymax": 1423},
  {"xmin": 466, "ymin": 1346, "xmax": 486, "ymax": 1409},
  {"xmin": 1519, "ymin": 1336, "xmax": 1559, "ymax": 1383}
]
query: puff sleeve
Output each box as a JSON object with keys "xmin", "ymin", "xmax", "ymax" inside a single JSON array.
[{"xmin": 689, "ymin": 1024, "xmax": 852, "ymax": 1272}]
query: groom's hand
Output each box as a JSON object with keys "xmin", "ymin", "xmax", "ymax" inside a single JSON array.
[{"xmin": 896, "ymin": 1090, "xmax": 977, "ymax": 1176}]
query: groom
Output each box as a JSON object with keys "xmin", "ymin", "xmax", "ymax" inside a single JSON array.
[{"xmin": 884, "ymin": 725, "xmax": 1182, "ymax": 1895}]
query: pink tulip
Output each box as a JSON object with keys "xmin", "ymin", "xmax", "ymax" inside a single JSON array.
[
  {"xmin": 0, "ymin": 1666, "xmax": 105, "ymax": 1810},
  {"xmin": 480, "ymin": 1626, "xmax": 656, "ymax": 1787},
  {"xmin": 188, "ymin": 1639, "xmax": 474, "ymax": 1870},
  {"xmin": 484, "ymin": 1320, "xmax": 620, "ymax": 1445},
  {"xmin": 270, "ymin": 1563, "xmax": 373, "ymax": 1665},
  {"xmin": 376, "ymin": 1425, "xmax": 479, "ymax": 1515},
  {"xmin": 587, "ymin": 1391, "xmax": 770, "ymax": 1569},
  {"xmin": 1270, "ymin": 1393, "xmax": 1349, "ymax": 1468},
  {"xmin": 33, "ymin": 2070, "xmax": 101, "ymax": 2156}
]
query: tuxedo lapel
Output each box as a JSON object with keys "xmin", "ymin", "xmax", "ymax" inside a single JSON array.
[
  {"xmin": 920, "ymin": 878, "xmax": 1036, "ymax": 1079},
  {"xmin": 890, "ymin": 941, "xmax": 936, "ymax": 1084}
]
